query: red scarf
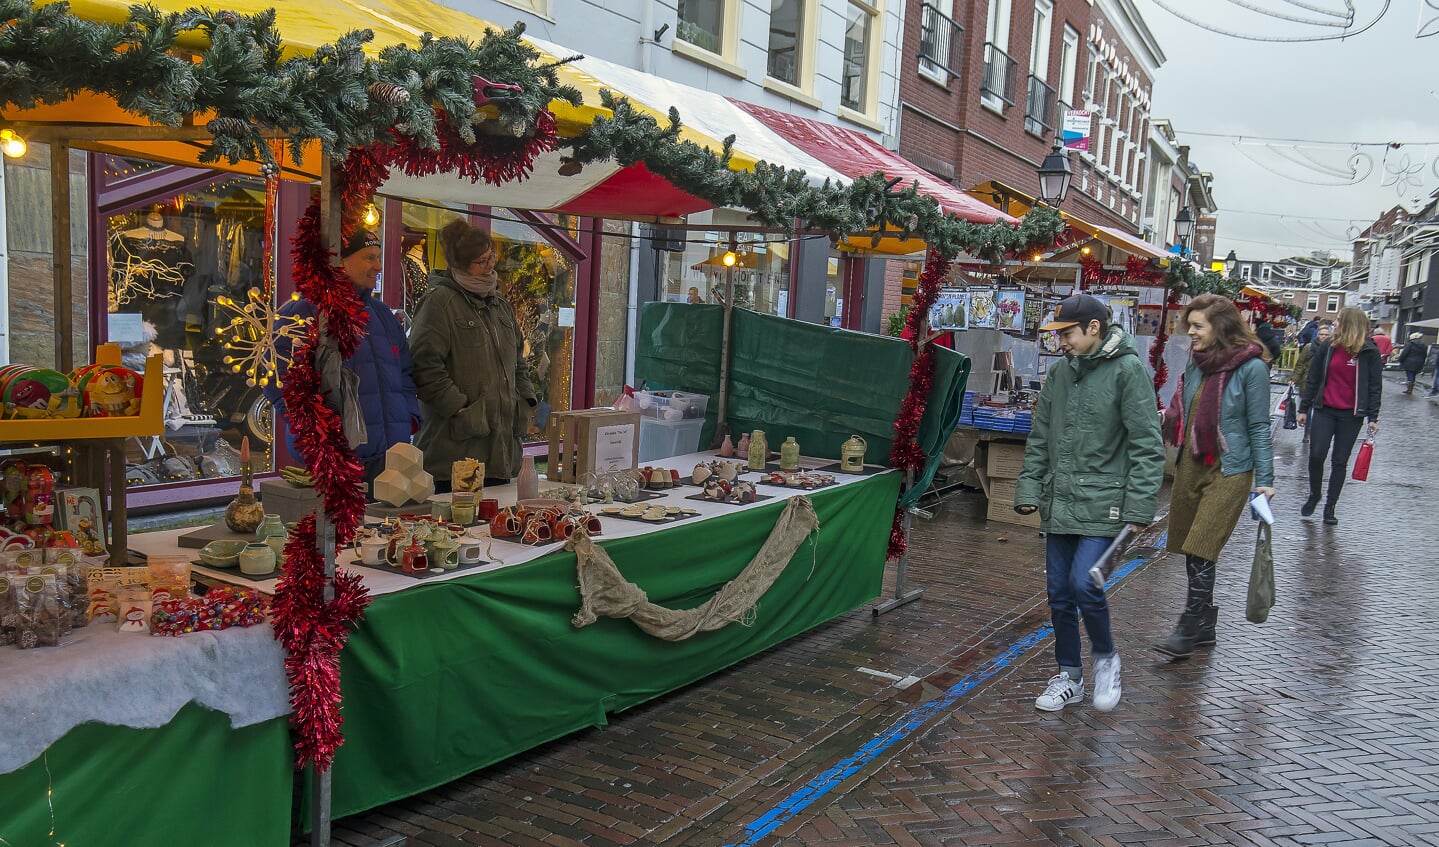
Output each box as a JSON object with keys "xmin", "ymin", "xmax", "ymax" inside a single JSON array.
[{"xmin": 1163, "ymin": 342, "xmax": 1262, "ymax": 463}]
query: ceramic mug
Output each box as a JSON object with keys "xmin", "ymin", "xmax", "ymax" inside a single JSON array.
[
  {"xmin": 451, "ymin": 491, "xmax": 477, "ymax": 525},
  {"xmin": 477, "ymin": 498, "xmax": 500, "ymax": 523},
  {"xmin": 457, "ymin": 537, "xmax": 485, "ymax": 565}
]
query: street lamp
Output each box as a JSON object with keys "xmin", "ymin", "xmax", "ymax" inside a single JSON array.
[
  {"xmin": 1174, "ymin": 206, "xmax": 1195, "ymax": 254},
  {"xmin": 1037, "ymin": 142, "xmax": 1073, "ymax": 207},
  {"xmin": 1224, "ymin": 249, "xmax": 1238, "ymax": 278}
]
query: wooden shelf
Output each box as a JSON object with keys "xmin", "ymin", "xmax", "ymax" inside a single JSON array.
[{"xmin": 0, "ymin": 355, "xmax": 162, "ymax": 442}]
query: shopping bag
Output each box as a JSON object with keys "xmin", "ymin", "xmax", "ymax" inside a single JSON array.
[
  {"xmin": 1351, "ymin": 438, "xmax": 1374, "ymax": 481},
  {"xmin": 1246, "ymin": 522, "xmax": 1275, "ymax": 624},
  {"xmin": 1282, "ymin": 387, "xmax": 1298, "ymax": 430}
]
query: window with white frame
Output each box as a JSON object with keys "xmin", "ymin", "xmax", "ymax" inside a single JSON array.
[
  {"xmin": 1241, "ymin": 266, "xmax": 1252, "ymax": 280},
  {"xmin": 841, "ymin": 0, "xmax": 879, "ymax": 113},
  {"xmin": 678, "ymin": 0, "xmax": 727, "ymax": 54},
  {"xmin": 980, "ymin": 0, "xmax": 1013, "ymax": 110},
  {"xmin": 1307, "ymin": 293, "xmax": 1319, "ymax": 311},
  {"xmin": 1058, "ymin": 25, "xmax": 1079, "ymax": 109},
  {"xmin": 918, "ymin": 2, "xmax": 964, "ymax": 85},
  {"xmin": 1024, "ymin": 0, "xmax": 1055, "ymax": 135},
  {"xmin": 767, "ymin": 0, "xmax": 806, "ymax": 86},
  {"xmin": 1327, "ymin": 295, "xmax": 1340, "ymax": 312}
]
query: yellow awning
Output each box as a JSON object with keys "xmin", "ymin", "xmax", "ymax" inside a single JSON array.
[
  {"xmin": 966, "ymin": 180, "xmax": 1168, "ymax": 261},
  {"xmin": 11, "ymin": 0, "xmax": 757, "ymax": 180}
]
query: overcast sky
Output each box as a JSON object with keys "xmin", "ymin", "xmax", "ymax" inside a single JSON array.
[{"xmin": 1133, "ymin": 0, "xmax": 1439, "ymax": 262}]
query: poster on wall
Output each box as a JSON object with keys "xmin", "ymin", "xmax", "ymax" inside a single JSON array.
[
  {"xmin": 1062, "ymin": 110, "xmax": 1092, "ymax": 151},
  {"xmin": 1093, "ymin": 294, "xmax": 1136, "ymax": 336},
  {"xmin": 1038, "ymin": 309, "xmax": 1063, "ymax": 356},
  {"xmin": 996, "ymin": 291, "xmax": 1026, "ymax": 333},
  {"xmin": 968, "ymin": 289, "xmax": 998, "ymax": 328},
  {"xmin": 1136, "ymin": 305, "xmax": 1163, "ymax": 337},
  {"xmin": 930, "ymin": 292, "xmax": 969, "ymax": 330}
]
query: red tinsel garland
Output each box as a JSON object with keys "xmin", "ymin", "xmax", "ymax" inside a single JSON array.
[
  {"xmin": 1149, "ymin": 286, "xmax": 1183, "ymax": 405},
  {"xmin": 886, "ymin": 249, "xmax": 951, "ymax": 560},
  {"xmin": 270, "ymin": 94, "xmax": 558, "ymax": 772}
]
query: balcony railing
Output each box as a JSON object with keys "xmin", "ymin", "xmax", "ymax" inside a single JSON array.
[
  {"xmin": 1025, "ymin": 74, "xmax": 1058, "ymax": 136},
  {"xmin": 918, "ymin": 3, "xmax": 964, "ymax": 83},
  {"xmin": 980, "ymin": 42, "xmax": 1017, "ymax": 106}
]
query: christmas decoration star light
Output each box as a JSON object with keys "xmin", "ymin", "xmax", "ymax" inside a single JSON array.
[{"xmin": 213, "ymin": 288, "xmax": 307, "ymax": 388}]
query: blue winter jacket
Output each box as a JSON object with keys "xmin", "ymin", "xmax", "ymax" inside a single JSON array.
[{"xmin": 266, "ymin": 290, "xmax": 421, "ymax": 466}]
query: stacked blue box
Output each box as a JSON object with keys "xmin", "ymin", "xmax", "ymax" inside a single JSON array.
[
  {"xmin": 959, "ymin": 391, "xmax": 978, "ymax": 426},
  {"xmin": 1013, "ymin": 409, "xmax": 1033, "ymax": 433}
]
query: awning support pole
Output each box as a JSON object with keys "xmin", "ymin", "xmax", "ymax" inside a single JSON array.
[
  {"xmin": 874, "ymin": 469, "xmax": 924, "ymax": 616},
  {"xmin": 713, "ymin": 231, "xmax": 737, "ymax": 444},
  {"xmin": 51, "ymin": 140, "xmax": 74, "ymax": 371},
  {"xmin": 308, "ymin": 156, "xmax": 343, "ymax": 847}
]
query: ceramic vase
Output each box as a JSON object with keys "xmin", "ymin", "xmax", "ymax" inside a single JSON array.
[
  {"xmin": 779, "ymin": 436, "xmax": 800, "ymax": 471},
  {"xmin": 255, "ymin": 514, "xmax": 286, "ymax": 544},
  {"xmin": 747, "ymin": 430, "xmax": 768, "ymax": 472},
  {"xmin": 224, "ymin": 477, "xmax": 265, "ymax": 534},
  {"xmin": 238, "ymin": 542, "xmax": 276, "ymax": 576},
  {"xmin": 517, "ymin": 455, "xmax": 540, "ymax": 501},
  {"xmin": 718, "ymin": 434, "xmax": 735, "ymax": 457},
  {"xmin": 736, "ymin": 432, "xmax": 750, "ymax": 457}
]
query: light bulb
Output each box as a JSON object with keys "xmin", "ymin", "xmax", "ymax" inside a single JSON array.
[
  {"xmin": 722, "ymin": 251, "xmax": 737, "ymax": 267},
  {"xmin": 0, "ymin": 129, "xmax": 26, "ymax": 158},
  {"xmin": 1081, "ymin": 246, "xmax": 1091, "ymax": 256},
  {"xmin": 1032, "ymin": 253, "xmax": 1043, "ymax": 262},
  {"xmin": 363, "ymin": 203, "xmax": 380, "ymax": 226}
]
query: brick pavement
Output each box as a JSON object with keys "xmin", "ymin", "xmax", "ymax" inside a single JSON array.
[{"xmin": 317, "ymin": 376, "xmax": 1439, "ymax": 847}]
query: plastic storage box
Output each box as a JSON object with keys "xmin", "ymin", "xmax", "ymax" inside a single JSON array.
[
  {"xmin": 635, "ymin": 390, "xmax": 709, "ymax": 421},
  {"xmin": 638, "ymin": 418, "xmax": 704, "ymax": 461}
]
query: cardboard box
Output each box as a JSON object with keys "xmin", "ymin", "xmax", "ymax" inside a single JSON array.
[
  {"xmin": 57, "ymin": 487, "xmax": 106, "ymax": 555},
  {"xmin": 987, "ymin": 477, "xmax": 1018, "ymax": 504},
  {"xmin": 988, "ymin": 497, "xmax": 1041, "ymax": 528},
  {"xmin": 259, "ymin": 478, "xmax": 320, "ymax": 525},
  {"xmin": 546, "ymin": 409, "xmax": 641, "ymax": 483},
  {"xmin": 985, "ymin": 442, "xmax": 1028, "ymax": 479}
]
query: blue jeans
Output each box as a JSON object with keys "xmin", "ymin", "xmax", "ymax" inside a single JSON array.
[{"xmin": 1046, "ymin": 534, "xmax": 1116, "ymax": 678}]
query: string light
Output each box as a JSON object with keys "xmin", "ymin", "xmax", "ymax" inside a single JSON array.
[
  {"xmin": 722, "ymin": 250, "xmax": 737, "ymax": 267},
  {"xmin": 0, "ymin": 128, "xmax": 26, "ymax": 158},
  {"xmin": 362, "ymin": 203, "xmax": 381, "ymax": 227}
]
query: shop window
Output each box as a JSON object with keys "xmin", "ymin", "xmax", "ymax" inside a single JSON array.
[
  {"xmin": 402, "ymin": 205, "xmax": 578, "ymax": 441},
  {"xmin": 105, "ymin": 173, "xmax": 276, "ymax": 488},
  {"xmin": 767, "ymin": 0, "xmax": 806, "ymax": 87},
  {"xmin": 825, "ymin": 254, "xmax": 843, "ymax": 326},
  {"xmin": 1327, "ymin": 295, "xmax": 1340, "ymax": 312},
  {"xmin": 663, "ymin": 231, "xmax": 791, "ymax": 318}
]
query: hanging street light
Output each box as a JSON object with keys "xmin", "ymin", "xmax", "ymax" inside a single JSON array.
[
  {"xmin": 1224, "ymin": 249, "xmax": 1239, "ymax": 278},
  {"xmin": 1036, "ymin": 142, "xmax": 1073, "ymax": 207},
  {"xmin": 1174, "ymin": 206, "xmax": 1196, "ymax": 255}
]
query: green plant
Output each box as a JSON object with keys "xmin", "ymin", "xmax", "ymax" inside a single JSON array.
[{"xmin": 885, "ymin": 306, "xmax": 910, "ymax": 338}]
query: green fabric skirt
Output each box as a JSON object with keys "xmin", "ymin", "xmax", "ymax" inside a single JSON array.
[{"xmin": 1167, "ymin": 451, "xmax": 1253, "ymax": 561}]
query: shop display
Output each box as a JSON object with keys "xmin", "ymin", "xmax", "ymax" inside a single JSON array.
[
  {"xmin": 692, "ymin": 479, "xmax": 769, "ymax": 505},
  {"xmin": 488, "ymin": 502, "xmax": 602, "ymax": 545},
  {"xmin": 959, "ymin": 390, "xmax": 1035, "ymax": 434},
  {"xmin": 1, "ymin": 368, "xmax": 83, "ymax": 420},
  {"xmin": 150, "ymin": 586, "xmax": 266, "ymax": 636},
  {"xmin": 599, "ymin": 503, "xmax": 701, "ymax": 523},
  {"xmin": 545, "ymin": 409, "xmax": 641, "ymax": 484},
  {"xmin": 759, "ymin": 470, "xmax": 838, "ymax": 491}
]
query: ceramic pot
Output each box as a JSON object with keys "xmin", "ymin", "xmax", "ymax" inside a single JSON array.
[
  {"xmin": 517, "ymin": 455, "xmax": 540, "ymax": 501},
  {"xmin": 357, "ymin": 536, "xmax": 387, "ymax": 565},
  {"xmin": 779, "ymin": 436, "xmax": 800, "ymax": 471},
  {"xmin": 450, "ymin": 492, "xmax": 477, "ymax": 526},
  {"xmin": 224, "ymin": 484, "xmax": 265, "ymax": 534},
  {"xmin": 747, "ymin": 430, "xmax": 768, "ymax": 472},
  {"xmin": 265, "ymin": 530, "xmax": 288, "ymax": 565},
  {"xmin": 457, "ymin": 537, "xmax": 486, "ymax": 565},
  {"xmin": 254, "ymin": 514, "xmax": 285, "ymax": 544},
  {"xmin": 238, "ymin": 542, "xmax": 276, "ymax": 576},
  {"xmin": 400, "ymin": 536, "xmax": 429, "ymax": 575}
]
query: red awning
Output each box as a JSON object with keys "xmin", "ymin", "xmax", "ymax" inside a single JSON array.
[{"xmin": 732, "ymin": 101, "xmax": 1017, "ymax": 225}]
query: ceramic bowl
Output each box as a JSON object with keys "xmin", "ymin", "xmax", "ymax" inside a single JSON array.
[{"xmin": 198, "ymin": 539, "xmax": 247, "ymax": 569}]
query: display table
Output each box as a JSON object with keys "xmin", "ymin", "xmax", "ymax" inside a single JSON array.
[
  {"xmin": 0, "ymin": 624, "xmax": 293, "ymax": 846},
  {"xmin": 123, "ymin": 452, "xmax": 899, "ymax": 822}
]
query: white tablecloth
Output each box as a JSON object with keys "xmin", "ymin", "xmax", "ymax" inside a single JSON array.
[
  {"xmin": 0, "ymin": 621, "xmax": 289, "ymax": 774},
  {"xmin": 132, "ymin": 451, "xmax": 892, "ymax": 598}
]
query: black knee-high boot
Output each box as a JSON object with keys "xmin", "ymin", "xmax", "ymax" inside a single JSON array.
[
  {"xmin": 1302, "ymin": 454, "xmax": 1324, "ymax": 516},
  {"xmin": 1156, "ymin": 555, "xmax": 1217, "ymax": 659},
  {"xmin": 1324, "ymin": 465, "xmax": 1345, "ymax": 524}
]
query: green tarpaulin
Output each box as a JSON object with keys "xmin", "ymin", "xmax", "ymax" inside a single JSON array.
[
  {"xmin": 316, "ymin": 472, "xmax": 899, "ymax": 820},
  {"xmin": 635, "ymin": 303, "xmax": 969, "ymax": 496},
  {"xmin": 0, "ymin": 706, "xmax": 292, "ymax": 846}
]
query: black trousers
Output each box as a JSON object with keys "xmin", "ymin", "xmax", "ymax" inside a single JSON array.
[{"xmin": 1307, "ymin": 406, "xmax": 1365, "ymax": 503}]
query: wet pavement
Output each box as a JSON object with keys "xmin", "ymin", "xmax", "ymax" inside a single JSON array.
[{"xmin": 318, "ymin": 375, "xmax": 1439, "ymax": 847}]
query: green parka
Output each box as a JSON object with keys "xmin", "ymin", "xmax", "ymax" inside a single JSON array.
[
  {"xmin": 409, "ymin": 271, "xmax": 537, "ymax": 480},
  {"xmin": 1013, "ymin": 326, "xmax": 1165, "ymax": 537}
]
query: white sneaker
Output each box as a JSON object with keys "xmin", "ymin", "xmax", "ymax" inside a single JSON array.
[
  {"xmin": 1092, "ymin": 654, "xmax": 1122, "ymax": 712},
  {"xmin": 1035, "ymin": 672, "xmax": 1085, "ymax": 711}
]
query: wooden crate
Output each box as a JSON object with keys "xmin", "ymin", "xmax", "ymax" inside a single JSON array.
[{"xmin": 546, "ymin": 409, "xmax": 640, "ymax": 483}]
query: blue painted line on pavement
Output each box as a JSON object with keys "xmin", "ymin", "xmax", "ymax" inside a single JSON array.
[{"xmin": 725, "ymin": 543, "xmax": 1162, "ymax": 847}]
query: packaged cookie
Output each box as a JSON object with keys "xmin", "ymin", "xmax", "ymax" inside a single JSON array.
[
  {"xmin": 0, "ymin": 576, "xmax": 16, "ymax": 646},
  {"xmin": 13, "ymin": 574, "xmax": 65, "ymax": 648}
]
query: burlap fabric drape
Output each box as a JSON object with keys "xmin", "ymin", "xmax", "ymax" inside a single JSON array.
[{"xmin": 569, "ymin": 496, "xmax": 820, "ymax": 640}]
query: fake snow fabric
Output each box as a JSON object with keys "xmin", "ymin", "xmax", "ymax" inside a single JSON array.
[{"xmin": 569, "ymin": 496, "xmax": 819, "ymax": 640}]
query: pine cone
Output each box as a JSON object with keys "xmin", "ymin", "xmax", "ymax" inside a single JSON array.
[
  {"xmin": 206, "ymin": 116, "xmax": 248, "ymax": 138},
  {"xmin": 367, "ymin": 81, "xmax": 411, "ymax": 107},
  {"xmin": 215, "ymin": 9, "xmax": 239, "ymax": 26}
]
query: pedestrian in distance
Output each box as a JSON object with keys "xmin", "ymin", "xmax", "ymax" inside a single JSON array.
[
  {"xmin": 1013, "ymin": 293, "xmax": 1165, "ymax": 713},
  {"xmin": 1291, "ymin": 322, "xmax": 1332, "ymax": 443},
  {"xmin": 1297, "ymin": 317, "xmax": 1320, "ymax": 347},
  {"xmin": 1156, "ymin": 294, "xmax": 1276, "ymax": 661},
  {"xmin": 1297, "ymin": 307, "xmax": 1382, "ymax": 525},
  {"xmin": 1255, "ymin": 319, "xmax": 1284, "ymax": 365},
  {"xmin": 1370, "ymin": 324, "xmax": 1394, "ymax": 360},
  {"xmin": 1397, "ymin": 332, "xmax": 1428, "ymax": 394}
]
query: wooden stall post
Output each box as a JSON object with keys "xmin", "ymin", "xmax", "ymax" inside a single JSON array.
[{"xmin": 50, "ymin": 140, "xmax": 74, "ymax": 371}]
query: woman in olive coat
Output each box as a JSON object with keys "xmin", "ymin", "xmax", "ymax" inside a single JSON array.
[{"xmin": 409, "ymin": 220, "xmax": 536, "ymax": 485}]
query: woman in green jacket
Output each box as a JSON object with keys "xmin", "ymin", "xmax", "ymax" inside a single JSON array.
[
  {"xmin": 1156, "ymin": 294, "xmax": 1276, "ymax": 660},
  {"xmin": 410, "ymin": 220, "xmax": 536, "ymax": 486}
]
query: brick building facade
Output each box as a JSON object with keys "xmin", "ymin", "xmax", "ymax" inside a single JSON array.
[{"xmin": 896, "ymin": 0, "xmax": 1163, "ymax": 235}]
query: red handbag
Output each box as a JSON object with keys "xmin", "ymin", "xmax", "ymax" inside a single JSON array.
[{"xmin": 1351, "ymin": 438, "xmax": 1374, "ymax": 481}]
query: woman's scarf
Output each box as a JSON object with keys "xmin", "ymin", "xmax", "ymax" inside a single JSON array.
[
  {"xmin": 451, "ymin": 268, "xmax": 499, "ymax": 297},
  {"xmin": 1166, "ymin": 341, "xmax": 1263, "ymax": 463}
]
